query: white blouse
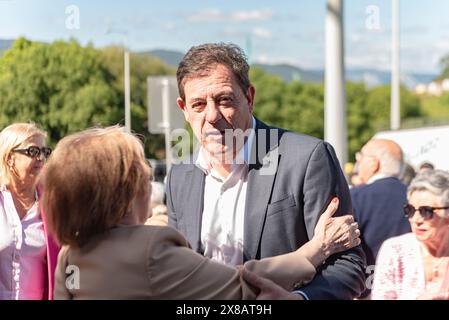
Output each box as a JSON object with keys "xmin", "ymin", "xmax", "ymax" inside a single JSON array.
[{"xmin": 0, "ymin": 186, "xmax": 46, "ymax": 300}]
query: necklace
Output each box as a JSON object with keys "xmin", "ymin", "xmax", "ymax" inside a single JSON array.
[{"xmin": 432, "ymin": 257, "xmax": 449, "ymax": 277}]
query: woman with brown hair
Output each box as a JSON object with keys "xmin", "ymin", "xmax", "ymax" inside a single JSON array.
[{"xmin": 42, "ymin": 126, "xmax": 360, "ymax": 299}]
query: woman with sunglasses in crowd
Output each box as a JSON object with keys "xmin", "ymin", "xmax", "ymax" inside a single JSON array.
[
  {"xmin": 0, "ymin": 123, "xmax": 59, "ymax": 300},
  {"xmin": 372, "ymin": 169, "xmax": 449, "ymax": 299}
]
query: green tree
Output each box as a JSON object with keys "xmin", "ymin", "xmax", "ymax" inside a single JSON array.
[
  {"xmin": 99, "ymin": 47, "xmax": 175, "ymax": 158},
  {"xmin": 249, "ymin": 67, "xmax": 424, "ymax": 162},
  {"xmin": 281, "ymin": 81, "xmax": 324, "ymax": 139},
  {"xmin": 346, "ymin": 82, "xmax": 372, "ymax": 160},
  {"xmin": 0, "ymin": 38, "xmax": 176, "ymax": 159},
  {"xmin": 365, "ymin": 85, "xmax": 422, "ymax": 131},
  {"xmin": 250, "ymin": 67, "xmax": 286, "ymax": 126},
  {"xmin": 0, "ymin": 38, "xmax": 121, "ymax": 144},
  {"xmin": 439, "ymin": 55, "xmax": 449, "ymax": 79}
]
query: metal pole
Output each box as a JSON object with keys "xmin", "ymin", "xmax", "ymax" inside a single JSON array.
[
  {"xmin": 104, "ymin": 27, "xmax": 131, "ymax": 131},
  {"xmin": 124, "ymin": 49, "xmax": 131, "ymax": 132},
  {"xmin": 325, "ymin": 0, "xmax": 347, "ymax": 167},
  {"xmin": 161, "ymin": 78, "xmax": 172, "ymax": 174},
  {"xmin": 391, "ymin": 0, "xmax": 400, "ymax": 130}
]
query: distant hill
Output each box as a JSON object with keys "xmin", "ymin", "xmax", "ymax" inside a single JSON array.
[
  {"xmin": 0, "ymin": 39, "xmax": 14, "ymax": 53},
  {"xmin": 2, "ymin": 41, "xmax": 437, "ymax": 88},
  {"xmin": 145, "ymin": 48, "xmax": 437, "ymax": 88},
  {"xmin": 141, "ymin": 49, "xmax": 185, "ymax": 67},
  {"xmin": 252, "ymin": 63, "xmax": 323, "ymax": 83},
  {"xmin": 345, "ymin": 69, "xmax": 437, "ymax": 89}
]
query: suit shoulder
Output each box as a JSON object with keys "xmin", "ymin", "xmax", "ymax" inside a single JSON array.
[
  {"xmin": 167, "ymin": 162, "xmax": 198, "ymax": 182},
  {"xmin": 258, "ymin": 119, "xmax": 322, "ymax": 147},
  {"xmin": 351, "ymin": 178, "xmax": 406, "ymax": 196},
  {"xmin": 277, "ymin": 130, "xmax": 323, "ymax": 152}
]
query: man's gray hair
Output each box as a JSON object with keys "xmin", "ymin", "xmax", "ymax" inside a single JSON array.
[{"xmin": 408, "ymin": 169, "xmax": 449, "ymax": 207}]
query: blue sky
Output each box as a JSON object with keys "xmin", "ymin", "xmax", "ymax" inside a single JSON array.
[{"xmin": 1, "ymin": 0, "xmax": 449, "ymax": 74}]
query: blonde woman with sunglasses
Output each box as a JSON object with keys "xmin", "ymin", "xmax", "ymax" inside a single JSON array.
[{"xmin": 0, "ymin": 123, "xmax": 59, "ymax": 300}]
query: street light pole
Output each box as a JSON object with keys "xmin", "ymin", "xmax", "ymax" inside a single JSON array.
[
  {"xmin": 106, "ymin": 27, "xmax": 131, "ymax": 132},
  {"xmin": 161, "ymin": 78, "xmax": 172, "ymax": 174},
  {"xmin": 325, "ymin": 0, "xmax": 347, "ymax": 167},
  {"xmin": 391, "ymin": 0, "xmax": 400, "ymax": 130},
  {"xmin": 124, "ymin": 47, "xmax": 131, "ymax": 132}
]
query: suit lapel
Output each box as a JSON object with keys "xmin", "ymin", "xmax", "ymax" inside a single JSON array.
[
  {"xmin": 183, "ymin": 166, "xmax": 205, "ymax": 253},
  {"xmin": 244, "ymin": 119, "xmax": 279, "ymax": 261}
]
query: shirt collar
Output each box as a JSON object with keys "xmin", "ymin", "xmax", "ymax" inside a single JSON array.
[
  {"xmin": 366, "ymin": 173, "xmax": 392, "ymax": 184},
  {"xmin": 195, "ymin": 116, "xmax": 256, "ymax": 174}
]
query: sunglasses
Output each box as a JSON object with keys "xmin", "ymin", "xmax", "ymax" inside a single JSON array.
[
  {"xmin": 403, "ymin": 204, "xmax": 449, "ymax": 220},
  {"xmin": 12, "ymin": 146, "xmax": 52, "ymax": 159}
]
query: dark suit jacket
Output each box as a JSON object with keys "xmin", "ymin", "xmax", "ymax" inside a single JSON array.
[
  {"xmin": 167, "ymin": 118, "xmax": 366, "ymax": 299},
  {"xmin": 351, "ymin": 177, "xmax": 411, "ymax": 269}
]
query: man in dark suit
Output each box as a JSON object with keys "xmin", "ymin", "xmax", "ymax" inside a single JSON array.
[
  {"xmin": 167, "ymin": 43, "xmax": 366, "ymax": 299},
  {"xmin": 351, "ymin": 139, "xmax": 411, "ymax": 298}
]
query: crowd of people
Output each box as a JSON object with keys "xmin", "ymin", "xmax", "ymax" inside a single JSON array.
[{"xmin": 1, "ymin": 42, "xmax": 448, "ymax": 300}]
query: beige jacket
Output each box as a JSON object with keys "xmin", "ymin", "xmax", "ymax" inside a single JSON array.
[{"xmin": 54, "ymin": 225, "xmax": 315, "ymax": 299}]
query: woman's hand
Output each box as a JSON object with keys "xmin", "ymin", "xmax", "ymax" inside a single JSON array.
[
  {"xmin": 241, "ymin": 267, "xmax": 304, "ymax": 300},
  {"xmin": 300, "ymin": 197, "xmax": 361, "ymax": 267},
  {"xmin": 312, "ymin": 197, "xmax": 361, "ymax": 258}
]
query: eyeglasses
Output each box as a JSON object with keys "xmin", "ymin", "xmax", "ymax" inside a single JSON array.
[
  {"xmin": 355, "ymin": 151, "xmax": 376, "ymax": 162},
  {"xmin": 403, "ymin": 204, "xmax": 449, "ymax": 220},
  {"xmin": 12, "ymin": 146, "xmax": 52, "ymax": 159}
]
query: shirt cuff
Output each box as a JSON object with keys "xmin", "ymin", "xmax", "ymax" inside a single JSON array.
[{"xmin": 293, "ymin": 290, "xmax": 310, "ymax": 300}]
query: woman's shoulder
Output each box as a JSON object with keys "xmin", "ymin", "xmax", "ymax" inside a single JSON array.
[
  {"xmin": 59, "ymin": 225, "xmax": 191, "ymax": 264},
  {"xmin": 379, "ymin": 232, "xmax": 418, "ymax": 256},
  {"xmin": 383, "ymin": 232, "xmax": 415, "ymax": 245},
  {"xmin": 111, "ymin": 224, "xmax": 190, "ymax": 248}
]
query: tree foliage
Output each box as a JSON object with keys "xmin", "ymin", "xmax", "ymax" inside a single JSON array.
[
  {"xmin": 0, "ymin": 38, "xmax": 432, "ymax": 162},
  {"xmin": 250, "ymin": 67, "xmax": 425, "ymax": 160},
  {"xmin": 0, "ymin": 38, "xmax": 174, "ymax": 158},
  {"xmin": 439, "ymin": 55, "xmax": 449, "ymax": 80},
  {"xmin": 99, "ymin": 46, "xmax": 175, "ymax": 158},
  {"xmin": 0, "ymin": 38, "xmax": 121, "ymax": 143}
]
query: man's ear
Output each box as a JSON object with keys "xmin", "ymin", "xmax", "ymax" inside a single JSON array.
[
  {"xmin": 177, "ymin": 97, "xmax": 189, "ymax": 121},
  {"xmin": 246, "ymin": 85, "xmax": 256, "ymax": 113},
  {"xmin": 371, "ymin": 158, "xmax": 380, "ymax": 175}
]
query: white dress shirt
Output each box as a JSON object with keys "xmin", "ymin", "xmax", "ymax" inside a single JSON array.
[
  {"xmin": 196, "ymin": 117, "xmax": 255, "ymax": 267},
  {"xmin": 0, "ymin": 186, "xmax": 46, "ymax": 300}
]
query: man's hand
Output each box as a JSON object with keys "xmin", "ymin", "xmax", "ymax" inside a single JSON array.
[{"xmin": 241, "ymin": 267, "xmax": 304, "ymax": 300}]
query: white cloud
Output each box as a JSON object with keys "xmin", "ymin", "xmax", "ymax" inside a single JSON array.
[
  {"xmin": 186, "ymin": 8, "xmax": 273, "ymax": 23},
  {"xmin": 253, "ymin": 54, "xmax": 303, "ymax": 67},
  {"xmin": 231, "ymin": 9, "xmax": 273, "ymax": 22},
  {"xmin": 186, "ymin": 9, "xmax": 224, "ymax": 22},
  {"xmin": 252, "ymin": 27, "xmax": 272, "ymax": 39},
  {"xmin": 350, "ymin": 33, "xmax": 362, "ymax": 43},
  {"xmin": 162, "ymin": 22, "xmax": 175, "ymax": 31},
  {"xmin": 222, "ymin": 26, "xmax": 241, "ymax": 36}
]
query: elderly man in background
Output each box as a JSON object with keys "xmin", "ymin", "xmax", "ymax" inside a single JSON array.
[{"xmin": 351, "ymin": 139, "xmax": 411, "ymax": 298}]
